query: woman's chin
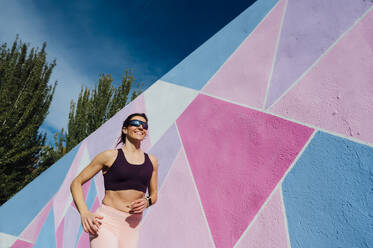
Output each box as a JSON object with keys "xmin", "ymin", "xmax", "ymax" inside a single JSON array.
[{"xmin": 128, "ymin": 136, "xmax": 145, "ymax": 142}]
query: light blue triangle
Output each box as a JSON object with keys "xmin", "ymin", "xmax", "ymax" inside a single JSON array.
[
  {"xmin": 0, "ymin": 144, "xmax": 81, "ymax": 236},
  {"xmin": 161, "ymin": 0, "xmax": 279, "ymax": 90},
  {"xmin": 74, "ymin": 224, "xmax": 84, "ymax": 247},
  {"xmin": 33, "ymin": 206, "xmax": 56, "ymax": 248},
  {"xmin": 86, "ymin": 181, "xmax": 97, "ymax": 211}
]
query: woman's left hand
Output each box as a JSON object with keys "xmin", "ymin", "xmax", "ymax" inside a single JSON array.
[{"xmin": 129, "ymin": 198, "xmax": 148, "ymax": 213}]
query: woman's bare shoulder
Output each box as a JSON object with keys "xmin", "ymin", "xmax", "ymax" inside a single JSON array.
[
  {"xmin": 147, "ymin": 153, "xmax": 158, "ymax": 167},
  {"xmin": 96, "ymin": 149, "xmax": 119, "ymax": 166},
  {"xmin": 101, "ymin": 149, "xmax": 118, "ymax": 156}
]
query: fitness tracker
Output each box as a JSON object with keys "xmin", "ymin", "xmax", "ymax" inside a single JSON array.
[{"xmin": 146, "ymin": 196, "xmax": 152, "ymax": 207}]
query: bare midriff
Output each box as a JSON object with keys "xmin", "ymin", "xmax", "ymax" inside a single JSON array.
[{"xmin": 102, "ymin": 190, "xmax": 145, "ymax": 213}]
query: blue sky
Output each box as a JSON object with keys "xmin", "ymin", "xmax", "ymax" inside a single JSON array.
[{"xmin": 0, "ymin": 0, "xmax": 255, "ymax": 144}]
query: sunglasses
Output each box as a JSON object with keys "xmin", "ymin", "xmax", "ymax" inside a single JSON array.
[{"xmin": 128, "ymin": 119, "xmax": 148, "ymax": 130}]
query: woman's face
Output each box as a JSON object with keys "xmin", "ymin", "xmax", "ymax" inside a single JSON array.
[{"xmin": 123, "ymin": 116, "xmax": 148, "ymax": 142}]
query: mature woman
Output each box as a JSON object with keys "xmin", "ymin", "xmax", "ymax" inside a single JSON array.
[{"xmin": 70, "ymin": 113, "xmax": 158, "ymax": 248}]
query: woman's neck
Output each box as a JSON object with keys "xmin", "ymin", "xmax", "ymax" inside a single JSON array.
[{"xmin": 123, "ymin": 138, "xmax": 141, "ymax": 152}]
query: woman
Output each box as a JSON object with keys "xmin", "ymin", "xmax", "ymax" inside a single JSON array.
[{"xmin": 70, "ymin": 113, "xmax": 158, "ymax": 248}]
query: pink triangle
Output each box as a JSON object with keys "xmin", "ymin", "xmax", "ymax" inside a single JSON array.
[
  {"xmin": 236, "ymin": 187, "xmax": 290, "ymax": 248},
  {"xmin": 56, "ymin": 218, "xmax": 65, "ymax": 248},
  {"xmin": 53, "ymin": 142, "xmax": 87, "ymax": 229},
  {"xmin": 11, "ymin": 239, "xmax": 33, "ymax": 248},
  {"xmin": 176, "ymin": 94, "xmax": 313, "ymax": 248},
  {"xmin": 202, "ymin": 0, "xmax": 286, "ymax": 108},
  {"xmin": 270, "ymin": 8, "xmax": 373, "ymax": 144},
  {"xmin": 76, "ymin": 232, "xmax": 90, "ymax": 248},
  {"xmin": 138, "ymin": 149, "xmax": 214, "ymax": 248},
  {"xmin": 19, "ymin": 198, "xmax": 54, "ymax": 243}
]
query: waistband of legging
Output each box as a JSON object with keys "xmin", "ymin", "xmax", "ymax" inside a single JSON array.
[{"xmin": 99, "ymin": 203, "xmax": 140, "ymax": 218}]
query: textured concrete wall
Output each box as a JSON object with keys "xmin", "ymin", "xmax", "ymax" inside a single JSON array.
[{"xmin": 1, "ymin": 0, "xmax": 373, "ymax": 247}]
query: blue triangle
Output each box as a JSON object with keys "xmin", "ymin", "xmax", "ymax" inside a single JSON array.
[
  {"xmin": 33, "ymin": 206, "xmax": 56, "ymax": 248},
  {"xmin": 86, "ymin": 181, "xmax": 97, "ymax": 211},
  {"xmin": 282, "ymin": 131, "xmax": 373, "ymax": 248},
  {"xmin": 161, "ymin": 0, "xmax": 279, "ymax": 90}
]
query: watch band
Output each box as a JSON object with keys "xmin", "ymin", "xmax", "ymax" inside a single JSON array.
[{"xmin": 146, "ymin": 196, "xmax": 152, "ymax": 207}]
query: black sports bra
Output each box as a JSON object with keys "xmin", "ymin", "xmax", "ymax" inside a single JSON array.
[{"xmin": 103, "ymin": 149, "xmax": 153, "ymax": 192}]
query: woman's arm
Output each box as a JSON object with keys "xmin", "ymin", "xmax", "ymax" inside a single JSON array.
[
  {"xmin": 70, "ymin": 149, "xmax": 114, "ymax": 234},
  {"xmin": 147, "ymin": 154, "xmax": 158, "ymax": 205}
]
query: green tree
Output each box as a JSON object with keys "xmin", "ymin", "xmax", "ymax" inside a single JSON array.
[{"xmin": 0, "ymin": 37, "xmax": 57, "ymax": 204}]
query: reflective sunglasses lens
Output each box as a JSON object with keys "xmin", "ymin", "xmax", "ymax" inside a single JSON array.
[
  {"xmin": 129, "ymin": 120, "xmax": 148, "ymax": 130},
  {"xmin": 129, "ymin": 120, "xmax": 141, "ymax": 127}
]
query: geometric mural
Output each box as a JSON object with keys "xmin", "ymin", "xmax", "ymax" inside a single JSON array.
[
  {"xmin": 1, "ymin": 0, "xmax": 373, "ymax": 247},
  {"xmin": 176, "ymin": 94, "xmax": 313, "ymax": 248}
]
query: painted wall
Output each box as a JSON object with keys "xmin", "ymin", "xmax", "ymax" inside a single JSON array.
[{"xmin": 1, "ymin": 0, "xmax": 373, "ymax": 247}]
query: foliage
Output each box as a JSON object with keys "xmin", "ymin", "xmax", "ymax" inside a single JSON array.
[{"xmin": 0, "ymin": 37, "xmax": 56, "ymax": 204}]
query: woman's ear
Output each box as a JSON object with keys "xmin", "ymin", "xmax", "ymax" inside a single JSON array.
[{"xmin": 122, "ymin": 127, "xmax": 127, "ymax": 135}]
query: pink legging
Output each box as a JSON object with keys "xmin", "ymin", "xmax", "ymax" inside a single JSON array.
[{"xmin": 89, "ymin": 204, "xmax": 143, "ymax": 248}]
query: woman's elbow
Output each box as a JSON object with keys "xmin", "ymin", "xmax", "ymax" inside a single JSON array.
[{"xmin": 70, "ymin": 178, "xmax": 80, "ymax": 192}]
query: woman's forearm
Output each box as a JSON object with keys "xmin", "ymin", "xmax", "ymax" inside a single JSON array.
[
  {"xmin": 70, "ymin": 180, "xmax": 89, "ymax": 214},
  {"xmin": 149, "ymin": 191, "xmax": 158, "ymax": 205}
]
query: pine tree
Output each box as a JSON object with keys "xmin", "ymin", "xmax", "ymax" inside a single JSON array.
[
  {"xmin": 107, "ymin": 70, "xmax": 135, "ymax": 118},
  {"xmin": 0, "ymin": 37, "xmax": 57, "ymax": 204},
  {"xmin": 87, "ymin": 74, "xmax": 114, "ymax": 135},
  {"xmin": 66, "ymin": 87, "xmax": 90, "ymax": 151}
]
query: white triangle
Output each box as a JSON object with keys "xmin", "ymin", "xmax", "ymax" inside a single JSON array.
[
  {"xmin": 144, "ymin": 80, "xmax": 198, "ymax": 145},
  {"xmin": 76, "ymin": 145, "xmax": 92, "ymax": 175},
  {"xmin": 0, "ymin": 232, "xmax": 18, "ymax": 247}
]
